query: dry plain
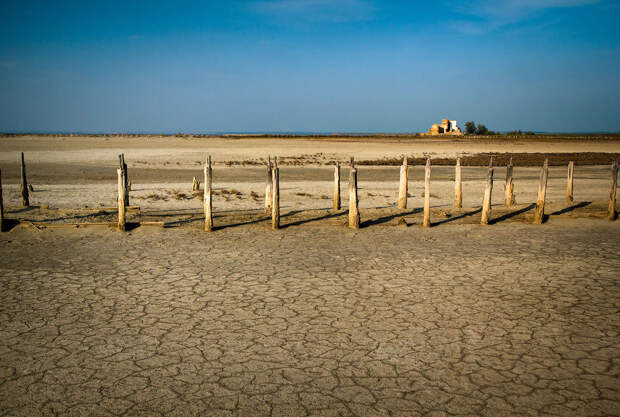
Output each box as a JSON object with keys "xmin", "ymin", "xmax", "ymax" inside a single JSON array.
[{"xmin": 1, "ymin": 135, "xmax": 619, "ymax": 416}]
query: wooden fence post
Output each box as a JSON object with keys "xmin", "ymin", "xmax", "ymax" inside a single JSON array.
[
  {"xmin": 481, "ymin": 165, "xmax": 494, "ymax": 225},
  {"xmin": 533, "ymin": 159, "xmax": 549, "ymax": 224},
  {"xmin": 398, "ymin": 156, "xmax": 408, "ymax": 209},
  {"xmin": 0, "ymin": 168, "xmax": 5, "ymax": 232},
  {"xmin": 204, "ymin": 155, "xmax": 213, "ymax": 231},
  {"xmin": 566, "ymin": 161, "xmax": 574, "ymax": 204},
  {"xmin": 334, "ymin": 161, "xmax": 341, "ymax": 210},
  {"xmin": 608, "ymin": 160, "xmax": 618, "ymax": 221},
  {"xmin": 423, "ymin": 158, "xmax": 431, "ymax": 227},
  {"xmin": 117, "ymin": 168, "xmax": 126, "ymax": 231},
  {"xmin": 504, "ymin": 157, "xmax": 515, "ymax": 207},
  {"xmin": 349, "ymin": 158, "xmax": 360, "ymax": 229},
  {"xmin": 192, "ymin": 177, "xmax": 200, "ymax": 191},
  {"xmin": 20, "ymin": 152, "xmax": 29, "ymax": 207},
  {"xmin": 119, "ymin": 154, "xmax": 129, "ymax": 206},
  {"xmin": 265, "ymin": 156, "xmax": 272, "ymax": 214},
  {"xmin": 272, "ymin": 157, "xmax": 280, "ymax": 230},
  {"xmin": 454, "ymin": 157, "xmax": 462, "ymax": 209}
]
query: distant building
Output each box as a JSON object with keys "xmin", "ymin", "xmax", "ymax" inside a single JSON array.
[{"xmin": 422, "ymin": 119, "xmax": 463, "ymax": 136}]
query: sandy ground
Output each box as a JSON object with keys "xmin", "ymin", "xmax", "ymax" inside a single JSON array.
[
  {"xmin": 0, "ymin": 135, "xmax": 618, "ymax": 216},
  {"xmin": 1, "ymin": 136, "xmax": 619, "ymax": 416},
  {"xmin": 1, "ymin": 221, "xmax": 619, "ymax": 416}
]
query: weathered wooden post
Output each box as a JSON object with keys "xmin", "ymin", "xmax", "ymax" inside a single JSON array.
[
  {"xmin": 272, "ymin": 157, "xmax": 280, "ymax": 230},
  {"xmin": 333, "ymin": 161, "xmax": 341, "ymax": 210},
  {"xmin": 608, "ymin": 160, "xmax": 618, "ymax": 221},
  {"xmin": 119, "ymin": 154, "xmax": 129, "ymax": 206},
  {"xmin": 348, "ymin": 157, "xmax": 360, "ymax": 229},
  {"xmin": 20, "ymin": 152, "xmax": 29, "ymax": 207},
  {"xmin": 398, "ymin": 156, "xmax": 408, "ymax": 209},
  {"xmin": 481, "ymin": 164, "xmax": 494, "ymax": 225},
  {"xmin": 0, "ymin": 168, "xmax": 5, "ymax": 232},
  {"xmin": 117, "ymin": 168, "xmax": 126, "ymax": 231},
  {"xmin": 423, "ymin": 158, "xmax": 431, "ymax": 227},
  {"xmin": 533, "ymin": 159, "xmax": 549, "ymax": 224},
  {"xmin": 204, "ymin": 155, "xmax": 213, "ymax": 231},
  {"xmin": 504, "ymin": 157, "xmax": 515, "ymax": 207},
  {"xmin": 566, "ymin": 161, "xmax": 574, "ymax": 204},
  {"xmin": 192, "ymin": 177, "xmax": 200, "ymax": 191},
  {"xmin": 454, "ymin": 157, "xmax": 462, "ymax": 209},
  {"xmin": 265, "ymin": 156, "xmax": 272, "ymax": 214}
]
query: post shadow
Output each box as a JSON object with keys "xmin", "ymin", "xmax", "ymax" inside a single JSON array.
[
  {"xmin": 361, "ymin": 208, "xmax": 423, "ymax": 228},
  {"xmin": 433, "ymin": 207, "xmax": 482, "ymax": 226},
  {"xmin": 489, "ymin": 203, "xmax": 536, "ymax": 225},
  {"xmin": 549, "ymin": 201, "xmax": 591, "ymax": 216},
  {"xmin": 283, "ymin": 209, "xmax": 346, "ymax": 228}
]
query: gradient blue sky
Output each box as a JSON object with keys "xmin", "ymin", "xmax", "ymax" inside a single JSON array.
[{"xmin": 1, "ymin": 0, "xmax": 619, "ymax": 133}]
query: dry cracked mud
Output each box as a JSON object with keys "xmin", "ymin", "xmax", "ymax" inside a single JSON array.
[{"xmin": 0, "ymin": 219, "xmax": 619, "ymax": 416}]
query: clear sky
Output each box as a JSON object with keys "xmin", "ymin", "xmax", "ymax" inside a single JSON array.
[{"xmin": 1, "ymin": 0, "xmax": 619, "ymax": 133}]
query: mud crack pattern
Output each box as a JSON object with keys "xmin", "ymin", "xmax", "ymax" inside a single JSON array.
[{"xmin": 1, "ymin": 220, "xmax": 619, "ymax": 416}]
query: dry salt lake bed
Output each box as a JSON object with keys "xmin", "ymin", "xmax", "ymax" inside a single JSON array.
[{"xmin": 0, "ymin": 135, "xmax": 619, "ymax": 416}]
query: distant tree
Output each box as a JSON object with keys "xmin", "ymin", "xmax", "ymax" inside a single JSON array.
[
  {"xmin": 525, "ymin": 131, "xmax": 535, "ymax": 136},
  {"xmin": 465, "ymin": 121, "xmax": 476, "ymax": 135},
  {"xmin": 476, "ymin": 124, "xmax": 489, "ymax": 135}
]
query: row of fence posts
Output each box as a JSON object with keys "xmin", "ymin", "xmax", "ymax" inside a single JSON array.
[
  {"xmin": 0, "ymin": 153, "xmax": 618, "ymax": 232},
  {"xmin": 193, "ymin": 155, "xmax": 619, "ymax": 232}
]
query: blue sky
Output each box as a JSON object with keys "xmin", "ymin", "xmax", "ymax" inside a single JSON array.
[{"xmin": 1, "ymin": 0, "xmax": 619, "ymax": 133}]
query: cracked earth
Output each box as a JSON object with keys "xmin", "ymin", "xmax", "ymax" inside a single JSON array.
[{"xmin": 1, "ymin": 219, "xmax": 619, "ymax": 416}]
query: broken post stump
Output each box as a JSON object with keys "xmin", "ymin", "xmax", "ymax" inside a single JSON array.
[
  {"xmin": 20, "ymin": 152, "xmax": 29, "ymax": 207},
  {"xmin": 424, "ymin": 158, "xmax": 431, "ymax": 227},
  {"xmin": 0, "ymin": 168, "xmax": 4, "ymax": 232},
  {"xmin": 117, "ymin": 168, "xmax": 126, "ymax": 231},
  {"xmin": 265, "ymin": 157, "xmax": 272, "ymax": 214},
  {"xmin": 454, "ymin": 157, "xmax": 462, "ymax": 209},
  {"xmin": 608, "ymin": 160, "xmax": 618, "ymax": 221},
  {"xmin": 334, "ymin": 161, "xmax": 341, "ymax": 210},
  {"xmin": 504, "ymin": 157, "xmax": 515, "ymax": 207},
  {"xmin": 533, "ymin": 159, "xmax": 549, "ymax": 224},
  {"xmin": 272, "ymin": 157, "xmax": 280, "ymax": 230},
  {"xmin": 481, "ymin": 165, "xmax": 494, "ymax": 225},
  {"xmin": 398, "ymin": 156, "xmax": 408, "ymax": 209},
  {"xmin": 349, "ymin": 163, "xmax": 360, "ymax": 229},
  {"xmin": 192, "ymin": 177, "xmax": 200, "ymax": 191},
  {"xmin": 204, "ymin": 156, "xmax": 213, "ymax": 231},
  {"xmin": 566, "ymin": 161, "xmax": 574, "ymax": 204}
]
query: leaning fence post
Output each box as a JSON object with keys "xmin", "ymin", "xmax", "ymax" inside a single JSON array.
[
  {"xmin": 265, "ymin": 156, "xmax": 272, "ymax": 214},
  {"xmin": 349, "ymin": 157, "xmax": 360, "ymax": 229},
  {"xmin": 398, "ymin": 156, "xmax": 408, "ymax": 209},
  {"xmin": 20, "ymin": 152, "xmax": 29, "ymax": 207},
  {"xmin": 423, "ymin": 158, "xmax": 431, "ymax": 227},
  {"xmin": 119, "ymin": 154, "xmax": 129, "ymax": 206},
  {"xmin": 204, "ymin": 155, "xmax": 213, "ymax": 231},
  {"xmin": 481, "ymin": 164, "xmax": 494, "ymax": 225},
  {"xmin": 533, "ymin": 159, "xmax": 549, "ymax": 224},
  {"xmin": 334, "ymin": 161, "xmax": 341, "ymax": 210},
  {"xmin": 117, "ymin": 168, "xmax": 126, "ymax": 231},
  {"xmin": 0, "ymin": 168, "xmax": 5, "ymax": 232},
  {"xmin": 272, "ymin": 157, "xmax": 280, "ymax": 230},
  {"xmin": 454, "ymin": 157, "xmax": 462, "ymax": 209},
  {"xmin": 608, "ymin": 160, "xmax": 618, "ymax": 221},
  {"xmin": 566, "ymin": 161, "xmax": 574, "ymax": 204},
  {"xmin": 504, "ymin": 157, "xmax": 515, "ymax": 207}
]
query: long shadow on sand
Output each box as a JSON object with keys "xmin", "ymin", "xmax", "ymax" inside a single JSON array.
[
  {"xmin": 549, "ymin": 201, "xmax": 591, "ymax": 216},
  {"xmin": 433, "ymin": 208, "xmax": 482, "ymax": 227},
  {"xmin": 283, "ymin": 209, "xmax": 346, "ymax": 228},
  {"xmin": 361, "ymin": 208, "xmax": 423, "ymax": 228},
  {"xmin": 489, "ymin": 203, "xmax": 536, "ymax": 225}
]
